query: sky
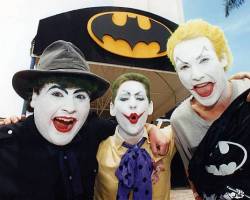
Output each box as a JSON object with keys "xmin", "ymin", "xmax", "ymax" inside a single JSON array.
[
  {"xmin": 0, "ymin": 0, "xmax": 249, "ymax": 117},
  {"xmin": 183, "ymin": 0, "xmax": 250, "ymax": 76}
]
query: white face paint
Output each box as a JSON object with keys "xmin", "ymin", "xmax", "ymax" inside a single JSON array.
[
  {"xmin": 30, "ymin": 83, "xmax": 90, "ymax": 146},
  {"xmin": 173, "ymin": 37, "xmax": 228, "ymax": 106},
  {"xmin": 110, "ymin": 80, "xmax": 153, "ymax": 138}
]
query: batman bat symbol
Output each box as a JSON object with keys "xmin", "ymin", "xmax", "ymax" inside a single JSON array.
[
  {"xmin": 91, "ymin": 13, "xmax": 170, "ymax": 53},
  {"xmin": 205, "ymin": 141, "xmax": 247, "ymax": 176}
]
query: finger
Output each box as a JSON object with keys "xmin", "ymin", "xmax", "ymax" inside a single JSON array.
[
  {"xmin": 21, "ymin": 114, "xmax": 26, "ymax": 121},
  {"xmin": 152, "ymin": 160, "xmax": 156, "ymax": 169},
  {"xmin": 151, "ymin": 173, "xmax": 158, "ymax": 184},
  {"xmin": 229, "ymin": 74, "xmax": 243, "ymax": 80},
  {"xmin": 150, "ymin": 142, "xmax": 159, "ymax": 155},
  {"xmin": 229, "ymin": 72, "xmax": 250, "ymax": 80},
  {"xmin": 247, "ymin": 93, "xmax": 250, "ymax": 102},
  {"xmin": 158, "ymin": 164, "xmax": 165, "ymax": 171},
  {"xmin": 229, "ymin": 73, "xmax": 245, "ymax": 80},
  {"xmin": 155, "ymin": 166, "xmax": 161, "ymax": 173},
  {"xmin": 158, "ymin": 143, "xmax": 169, "ymax": 156},
  {"xmin": 151, "ymin": 173, "xmax": 159, "ymax": 184},
  {"xmin": 3, "ymin": 118, "xmax": 11, "ymax": 125},
  {"xmin": 10, "ymin": 116, "xmax": 19, "ymax": 123},
  {"xmin": 156, "ymin": 120, "xmax": 163, "ymax": 129},
  {"xmin": 157, "ymin": 161, "xmax": 166, "ymax": 171}
]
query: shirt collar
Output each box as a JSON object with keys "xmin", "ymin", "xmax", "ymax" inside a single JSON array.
[{"xmin": 113, "ymin": 126, "xmax": 149, "ymax": 150}]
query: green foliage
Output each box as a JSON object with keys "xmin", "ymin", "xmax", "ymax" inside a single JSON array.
[{"xmin": 225, "ymin": 0, "xmax": 245, "ymax": 17}]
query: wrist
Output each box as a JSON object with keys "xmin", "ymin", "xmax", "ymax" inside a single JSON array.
[{"xmin": 193, "ymin": 192, "xmax": 201, "ymax": 200}]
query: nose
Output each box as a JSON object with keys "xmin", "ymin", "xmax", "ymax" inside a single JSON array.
[
  {"xmin": 129, "ymin": 98, "xmax": 137, "ymax": 110},
  {"xmin": 62, "ymin": 97, "xmax": 76, "ymax": 114},
  {"xmin": 191, "ymin": 66, "xmax": 205, "ymax": 82}
]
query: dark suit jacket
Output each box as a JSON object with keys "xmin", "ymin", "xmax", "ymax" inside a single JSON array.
[{"xmin": 0, "ymin": 112, "xmax": 116, "ymax": 200}]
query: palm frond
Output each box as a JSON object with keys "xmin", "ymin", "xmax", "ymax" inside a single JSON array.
[{"xmin": 224, "ymin": 0, "xmax": 245, "ymax": 17}]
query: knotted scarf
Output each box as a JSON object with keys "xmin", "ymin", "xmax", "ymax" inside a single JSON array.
[{"xmin": 115, "ymin": 137, "xmax": 153, "ymax": 200}]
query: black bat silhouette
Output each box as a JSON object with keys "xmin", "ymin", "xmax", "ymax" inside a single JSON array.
[{"xmin": 91, "ymin": 13, "xmax": 170, "ymax": 53}]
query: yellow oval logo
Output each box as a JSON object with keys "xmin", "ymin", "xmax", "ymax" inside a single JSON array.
[{"xmin": 87, "ymin": 11, "xmax": 172, "ymax": 58}]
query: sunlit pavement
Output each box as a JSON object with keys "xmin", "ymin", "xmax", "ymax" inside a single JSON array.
[{"xmin": 170, "ymin": 188, "xmax": 194, "ymax": 200}]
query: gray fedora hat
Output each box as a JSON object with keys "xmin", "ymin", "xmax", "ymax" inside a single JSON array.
[{"xmin": 12, "ymin": 40, "xmax": 109, "ymax": 101}]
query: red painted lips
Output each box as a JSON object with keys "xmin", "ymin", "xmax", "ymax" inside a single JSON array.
[
  {"xmin": 53, "ymin": 116, "xmax": 77, "ymax": 133},
  {"xmin": 124, "ymin": 112, "xmax": 144, "ymax": 124},
  {"xmin": 193, "ymin": 82, "xmax": 214, "ymax": 97}
]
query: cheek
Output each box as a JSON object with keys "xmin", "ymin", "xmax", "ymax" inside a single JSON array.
[
  {"xmin": 178, "ymin": 72, "xmax": 191, "ymax": 87},
  {"xmin": 139, "ymin": 103, "xmax": 149, "ymax": 112},
  {"xmin": 115, "ymin": 111, "xmax": 126, "ymax": 123},
  {"xmin": 201, "ymin": 60, "xmax": 219, "ymax": 72},
  {"xmin": 36, "ymin": 96, "xmax": 59, "ymax": 110},
  {"xmin": 115, "ymin": 102, "xmax": 127, "ymax": 113},
  {"xmin": 34, "ymin": 98, "xmax": 52, "ymax": 115},
  {"xmin": 139, "ymin": 113, "xmax": 148, "ymax": 123},
  {"xmin": 116, "ymin": 110, "xmax": 124, "ymax": 119},
  {"xmin": 76, "ymin": 102, "xmax": 90, "ymax": 118}
]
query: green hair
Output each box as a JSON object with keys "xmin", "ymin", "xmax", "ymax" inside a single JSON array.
[
  {"xmin": 111, "ymin": 72, "xmax": 151, "ymax": 102},
  {"xmin": 167, "ymin": 19, "xmax": 233, "ymax": 71}
]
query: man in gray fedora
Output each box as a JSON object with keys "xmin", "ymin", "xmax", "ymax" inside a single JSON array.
[
  {"xmin": 0, "ymin": 40, "xmax": 167, "ymax": 200},
  {"xmin": 0, "ymin": 40, "xmax": 116, "ymax": 200}
]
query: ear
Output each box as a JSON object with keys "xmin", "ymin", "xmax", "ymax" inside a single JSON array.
[
  {"xmin": 219, "ymin": 53, "xmax": 228, "ymax": 70},
  {"xmin": 30, "ymin": 91, "xmax": 38, "ymax": 108},
  {"xmin": 147, "ymin": 100, "xmax": 153, "ymax": 115},
  {"xmin": 110, "ymin": 102, "xmax": 116, "ymax": 116}
]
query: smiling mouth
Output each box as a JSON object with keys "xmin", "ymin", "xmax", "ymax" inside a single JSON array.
[
  {"xmin": 53, "ymin": 117, "xmax": 77, "ymax": 133},
  {"xmin": 192, "ymin": 82, "xmax": 214, "ymax": 97},
  {"xmin": 124, "ymin": 112, "xmax": 144, "ymax": 124}
]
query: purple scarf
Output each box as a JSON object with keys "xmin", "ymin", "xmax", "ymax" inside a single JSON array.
[{"xmin": 115, "ymin": 137, "xmax": 153, "ymax": 200}]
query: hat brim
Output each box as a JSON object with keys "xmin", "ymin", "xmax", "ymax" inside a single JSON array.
[{"xmin": 12, "ymin": 69, "xmax": 110, "ymax": 102}]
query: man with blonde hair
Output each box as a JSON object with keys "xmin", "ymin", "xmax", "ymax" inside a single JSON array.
[{"xmin": 167, "ymin": 19, "xmax": 250, "ymax": 199}]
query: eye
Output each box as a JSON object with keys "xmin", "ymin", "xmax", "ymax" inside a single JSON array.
[
  {"xmin": 76, "ymin": 94, "xmax": 86, "ymax": 100},
  {"xmin": 199, "ymin": 57, "xmax": 209, "ymax": 64},
  {"xmin": 119, "ymin": 97, "xmax": 128, "ymax": 101},
  {"xmin": 51, "ymin": 91, "xmax": 63, "ymax": 97},
  {"xmin": 119, "ymin": 97, "xmax": 129, "ymax": 101},
  {"xmin": 180, "ymin": 65, "xmax": 189, "ymax": 70},
  {"xmin": 136, "ymin": 96, "xmax": 145, "ymax": 101}
]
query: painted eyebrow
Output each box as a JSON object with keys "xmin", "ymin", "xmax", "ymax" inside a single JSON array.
[
  {"xmin": 135, "ymin": 91, "xmax": 144, "ymax": 96},
  {"xmin": 196, "ymin": 46, "xmax": 208, "ymax": 60},
  {"xmin": 175, "ymin": 57, "xmax": 188, "ymax": 65},
  {"xmin": 120, "ymin": 90, "xmax": 131, "ymax": 95},
  {"xmin": 73, "ymin": 89, "xmax": 87, "ymax": 94},
  {"xmin": 120, "ymin": 91, "xmax": 144, "ymax": 96},
  {"xmin": 48, "ymin": 85, "xmax": 68, "ymax": 94}
]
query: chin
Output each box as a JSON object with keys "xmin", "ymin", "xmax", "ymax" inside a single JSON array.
[
  {"xmin": 196, "ymin": 95, "xmax": 219, "ymax": 107},
  {"xmin": 51, "ymin": 134, "xmax": 74, "ymax": 146},
  {"xmin": 129, "ymin": 126, "xmax": 145, "ymax": 136},
  {"xmin": 127, "ymin": 130, "xmax": 140, "ymax": 136},
  {"xmin": 53, "ymin": 139, "xmax": 72, "ymax": 146}
]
